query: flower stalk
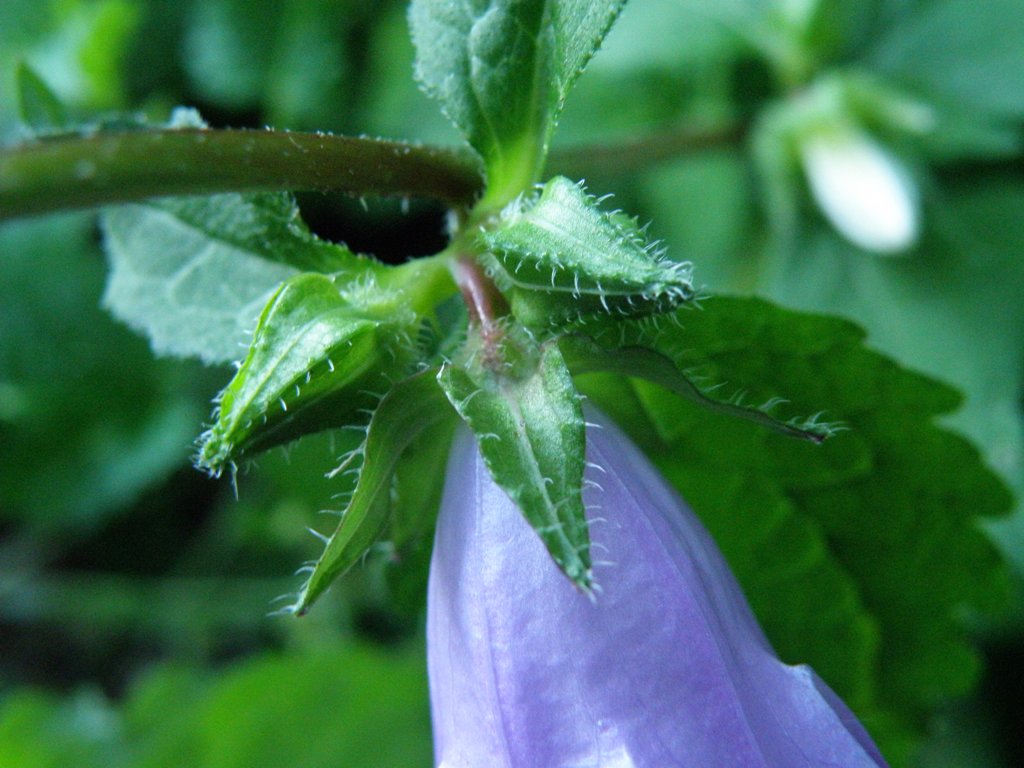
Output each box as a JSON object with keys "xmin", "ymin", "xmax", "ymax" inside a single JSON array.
[{"xmin": 0, "ymin": 128, "xmax": 483, "ymax": 220}]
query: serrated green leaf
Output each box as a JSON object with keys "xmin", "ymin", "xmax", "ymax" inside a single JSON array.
[
  {"xmin": 480, "ymin": 175, "xmax": 695, "ymax": 329},
  {"xmin": 294, "ymin": 370, "xmax": 454, "ymax": 614},
  {"xmin": 14, "ymin": 61, "xmax": 67, "ymax": 132},
  {"xmin": 438, "ymin": 339, "xmax": 591, "ymax": 590},
  {"xmin": 101, "ymin": 192, "xmax": 376, "ymax": 364},
  {"xmin": 746, "ymin": 182, "xmax": 1024, "ymax": 574},
  {"xmin": 198, "ymin": 273, "xmax": 413, "ymax": 473},
  {"xmin": 409, "ymin": 0, "xmax": 625, "ymax": 202},
  {"xmin": 582, "ymin": 296, "xmax": 1011, "ymax": 758}
]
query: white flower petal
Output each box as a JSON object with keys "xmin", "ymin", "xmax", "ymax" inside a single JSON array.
[{"xmin": 800, "ymin": 128, "xmax": 919, "ymax": 253}]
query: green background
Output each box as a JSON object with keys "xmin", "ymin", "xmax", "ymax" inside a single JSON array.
[{"xmin": 2, "ymin": 1, "xmax": 1023, "ymax": 765}]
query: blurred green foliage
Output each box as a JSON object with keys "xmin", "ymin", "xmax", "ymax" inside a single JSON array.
[
  {"xmin": 2, "ymin": 1, "xmax": 1024, "ymax": 766},
  {"xmin": 0, "ymin": 644, "xmax": 432, "ymax": 768}
]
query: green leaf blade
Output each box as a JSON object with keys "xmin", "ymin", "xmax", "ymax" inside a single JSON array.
[
  {"xmin": 409, "ymin": 0, "xmax": 624, "ymax": 202},
  {"xmin": 14, "ymin": 61, "xmax": 67, "ymax": 133},
  {"xmin": 580, "ymin": 296, "xmax": 1011, "ymax": 756},
  {"xmin": 438, "ymin": 341, "xmax": 592, "ymax": 590},
  {"xmin": 125, "ymin": 191, "xmax": 367, "ymax": 274},
  {"xmin": 101, "ymin": 192, "xmax": 374, "ymax": 364},
  {"xmin": 409, "ymin": 0, "xmax": 547, "ymax": 197}
]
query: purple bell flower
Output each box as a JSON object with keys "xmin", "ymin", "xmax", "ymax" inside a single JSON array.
[{"xmin": 427, "ymin": 410, "xmax": 888, "ymax": 767}]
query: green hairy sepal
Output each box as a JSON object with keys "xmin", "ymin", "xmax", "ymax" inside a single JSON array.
[
  {"xmin": 198, "ymin": 273, "xmax": 417, "ymax": 474},
  {"xmin": 479, "ymin": 177, "xmax": 695, "ymax": 330},
  {"xmin": 438, "ymin": 326, "xmax": 591, "ymax": 591},
  {"xmin": 293, "ymin": 370, "xmax": 455, "ymax": 614}
]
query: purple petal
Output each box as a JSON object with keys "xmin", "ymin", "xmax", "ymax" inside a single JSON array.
[{"xmin": 427, "ymin": 411, "xmax": 888, "ymax": 767}]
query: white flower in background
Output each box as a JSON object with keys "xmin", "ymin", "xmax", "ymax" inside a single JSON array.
[{"xmin": 799, "ymin": 126, "xmax": 919, "ymax": 254}]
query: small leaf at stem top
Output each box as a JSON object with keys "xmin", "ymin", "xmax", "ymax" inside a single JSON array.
[
  {"xmin": 14, "ymin": 62, "xmax": 68, "ymax": 133},
  {"xmin": 410, "ymin": 0, "xmax": 625, "ymax": 205}
]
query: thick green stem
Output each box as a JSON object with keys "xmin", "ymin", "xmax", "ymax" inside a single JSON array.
[
  {"xmin": 0, "ymin": 122, "xmax": 744, "ymax": 222},
  {"xmin": 0, "ymin": 128, "xmax": 484, "ymax": 220}
]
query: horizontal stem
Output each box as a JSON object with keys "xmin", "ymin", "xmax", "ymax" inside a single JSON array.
[
  {"xmin": 0, "ymin": 121, "xmax": 744, "ymax": 222},
  {"xmin": 547, "ymin": 122, "xmax": 745, "ymax": 180},
  {"xmin": 0, "ymin": 128, "xmax": 485, "ymax": 220}
]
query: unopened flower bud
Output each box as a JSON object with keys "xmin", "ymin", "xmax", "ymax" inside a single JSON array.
[
  {"xmin": 800, "ymin": 127, "xmax": 918, "ymax": 254},
  {"xmin": 198, "ymin": 273, "xmax": 408, "ymax": 473}
]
